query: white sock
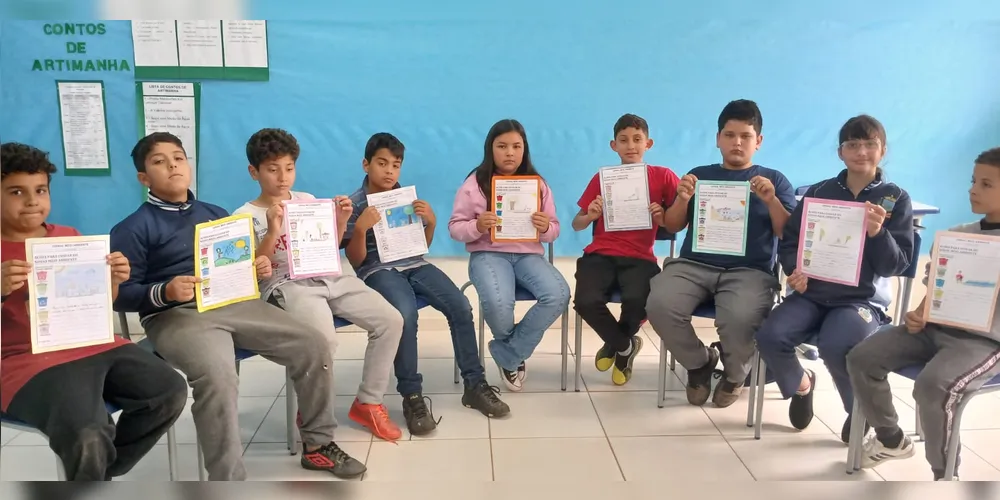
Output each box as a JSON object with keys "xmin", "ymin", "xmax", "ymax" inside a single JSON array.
[{"xmin": 618, "ymin": 343, "xmax": 633, "ymax": 356}]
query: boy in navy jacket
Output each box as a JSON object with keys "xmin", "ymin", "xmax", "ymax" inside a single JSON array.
[
  {"xmin": 755, "ymin": 115, "xmax": 914, "ymax": 443},
  {"xmin": 110, "ymin": 132, "xmax": 365, "ymax": 480}
]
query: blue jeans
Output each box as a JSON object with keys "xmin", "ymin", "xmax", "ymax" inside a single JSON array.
[
  {"xmin": 468, "ymin": 251, "xmax": 571, "ymax": 371},
  {"xmin": 364, "ymin": 264, "xmax": 485, "ymax": 394},
  {"xmin": 754, "ymin": 293, "xmax": 887, "ymax": 413}
]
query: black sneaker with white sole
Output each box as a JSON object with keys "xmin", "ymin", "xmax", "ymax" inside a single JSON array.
[
  {"xmin": 788, "ymin": 369, "xmax": 816, "ymax": 430},
  {"xmin": 462, "ymin": 380, "xmax": 511, "ymax": 417},
  {"xmin": 496, "ymin": 361, "xmax": 523, "ymax": 392},
  {"xmin": 517, "ymin": 361, "xmax": 526, "ymax": 382},
  {"xmin": 401, "ymin": 393, "xmax": 439, "ymax": 436},
  {"xmin": 860, "ymin": 434, "xmax": 916, "ymax": 468}
]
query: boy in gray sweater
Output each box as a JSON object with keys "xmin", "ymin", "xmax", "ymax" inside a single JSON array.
[{"xmin": 846, "ymin": 147, "xmax": 1000, "ymax": 480}]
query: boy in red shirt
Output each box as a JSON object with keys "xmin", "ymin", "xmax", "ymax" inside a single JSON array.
[
  {"xmin": 0, "ymin": 142, "xmax": 187, "ymax": 480},
  {"xmin": 572, "ymin": 114, "xmax": 679, "ymax": 385}
]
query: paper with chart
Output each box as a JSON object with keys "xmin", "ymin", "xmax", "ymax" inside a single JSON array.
[
  {"xmin": 797, "ymin": 199, "xmax": 868, "ymax": 286},
  {"xmin": 139, "ymin": 82, "xmax": 199, "ymax": 194},
  {"xmin": 924, "ymin": 231, "xmax": 1000, "ymax": 332},
  {"xmin": 491, "ymin": 176, "xmax": 541, "ymax": 242},
  {"xmin": 599, "ymin": 163, "xmax": 652, "ymax": 232},
  {"xmin": 25, "ymin": 235, "xmax": 114, "ymax": 354},
  {"xmin": 283, "ymin": 199, "xmax": 342, "ymax": 279},
  {"xmin": 57, "ymin": 81, "xmax": 110, "ymax": 174},
  {"xmin": 691, "ymin": 180, "xmax": 750, "ymax": 256},
  {"xmin": 194, "ymin": 214, "xmax": 260, "ymax": 312},
  {"xmin": 367, "ymin": 186, "xmax": 429, "ymax": 264}
]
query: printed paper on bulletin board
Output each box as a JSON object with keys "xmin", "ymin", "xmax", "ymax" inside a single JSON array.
[{"xmin": 131, "ymin": 21, "xmax": 269, "ymax": 81}]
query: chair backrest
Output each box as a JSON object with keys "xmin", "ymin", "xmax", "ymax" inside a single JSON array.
[
  {"xmin": 901, "ymin": 229, "xmax": 923, "ymax": 280},
  {"xmin": 795, "ymin": 185, "xmax": 811, "ymax": 196},
  {"xmin": 118, "ymin": 311, "xmax": 132, "ymax": 340},
  {"xmin": 546, "ymin": 241, "xmax": 554, "ymax": 265}
]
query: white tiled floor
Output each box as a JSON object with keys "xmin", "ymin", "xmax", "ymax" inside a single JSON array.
[{"xmin": 4, "ymin": 256, "xmax": 1000, "ymax": 482}]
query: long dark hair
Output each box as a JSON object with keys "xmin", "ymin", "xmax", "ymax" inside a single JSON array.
[{"xmin": 468, "ymin": 119, "xmax": 543, "ymax": 204}]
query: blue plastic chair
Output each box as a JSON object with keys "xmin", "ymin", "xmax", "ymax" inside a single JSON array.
[
  {"xmin": 846, "ymin": 366, "xmax": 1000, "ymax": 479},
  {"xmin": 574, "ymin": 228, "xmax": 677, "ymax": 392},
  {"xmin": 1, "ymin": 401, "xmax": 166, "ymax": 481},
  {"xmin": 460, "ymin": 242, "xmax": 570, "ymax": 390}
]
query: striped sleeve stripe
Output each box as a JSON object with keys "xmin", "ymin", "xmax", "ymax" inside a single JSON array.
[{"xmin": 148, "ymin": 282, "xmax": 169, "ymax": 308}]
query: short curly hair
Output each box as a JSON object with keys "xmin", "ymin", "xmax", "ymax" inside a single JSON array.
[
  {"xmin": 1, "ymin": 142, "xmax": 57, "ymax": 182},
  {"xmin": 246, "ymin": 128, "xmax": 300, "ymax": 168}
]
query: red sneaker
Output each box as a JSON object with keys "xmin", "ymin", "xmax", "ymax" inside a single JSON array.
[{"xmin": 348, "ymin": 399, "xmax": 402, "ymax": 442}]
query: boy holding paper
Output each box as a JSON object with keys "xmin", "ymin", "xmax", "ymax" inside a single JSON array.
[
  {"xmin": 112, "ymin": 132, "xmax": 366, "ymax": 480},
  {"xmin": 343, "ymin": 132, "xmax": 511, "ymax": 436},
  {"xmin": 234, "ymin": 128, "xmax": 405, "ymax": 443},
  {"xmin": 1, "ymin": 142, "xmax": 187, "ymax": 481},
  {"xmin": 571, "ymin": 114, "xmax": 679, "ymax": 386},
  {"xmin": 754, "ymin": 115, "xmax": 914, "ymax": 442},
  {"xmin": 846, "ymin": 147, "xmax": 1000, "ymax": 481},
  {"xmin": 646, "ymin": 100, "xmax": 795, "ymax": 407}
]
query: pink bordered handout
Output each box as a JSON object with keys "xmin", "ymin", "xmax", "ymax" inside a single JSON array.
[
  {"xmin": 923, "ymin": 230, "xmax": 1000, "ymax": 333},
  {"xmin": 282, "ymin": 198, "xmax": 342, "ymax": 279},
  {"xmin": 796, "ymin": 198, "xmax": 868, "ymax": 287}
]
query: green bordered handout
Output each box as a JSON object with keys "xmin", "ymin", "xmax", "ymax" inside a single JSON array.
[{"xmin": 691, "ymin": 180, "xmax": 750, "ymax": 256}]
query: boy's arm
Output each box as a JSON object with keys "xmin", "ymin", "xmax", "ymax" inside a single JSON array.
[
  {"xmin": 109, "ymin": 225, "xmax": 171, "ymax": 312},
  {"xmin": 573, "ymin": 174, "xmax": 601, "ymax": 232},
  {"xmin": 867, "ymin": 191, "xmax": 915, "ymax": 277},
  {"xmin": 659, "ymin": 169, "xmax": 680, "ymax": 228},
  {"xmin": 572, "ymin": 209, "xmax": 596, "ymax": 231},
  {"xmin": 424, "ymin": 221, "xmax": 435, "ymax": 247},
  {"xmin": 663, "ymin": 198, "xmax": 690, "ymax": 234},
  {"xmin": 768, "ymin": 173, "xmax": 796, "ymax": 237},
  {"xmin": 342, "ymin": 201, "xmax": 367, "ymax": 268},
  {"xmin": 448, "ymin": 187, "xmax": 484, "ymax": 243}
]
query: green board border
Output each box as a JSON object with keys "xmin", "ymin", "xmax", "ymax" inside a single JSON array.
[
  {"xmin": 132, "ymin": 21, "xmax": 270, "ymax": 82},
  {"xmin": 690, "ymin": 180, "xmax": 751, "ymax": 256},
  {"xmin": 55, "ymin": 80, "xmax": 112, "ymax": 177}
]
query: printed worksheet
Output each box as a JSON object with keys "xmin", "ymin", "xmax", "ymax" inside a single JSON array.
[
  {"xmin": 491, "ymin": 176, "xmax": 541, "ymax": 242},
  {"xmin": 25, "ymin": 235, "xmax": 114, "ymax": 353},
  {"xmin": 194, "ymin": 214, "xmax": 259, "ymax": 312},
  {"xmin": 599, "ymin": 163, "xmax": 651, "ymax": 232},
  {"xmin": 367, "ymin": 186, "xmax": 429, "ymax": 263},
  {"xmin": 691, "ymin": 180, "xmax": 750, "ymax": 255},
  {"xmin": 925, "ymin": 231, "xmax": 1000, "ymax": 332},
  {"xmin": 283, "ymin": 199, "xmax": 342, "ymax": 278},
  {"xmin": 797, "ymin": 199, "xmax": 868, "ymax": 286}
]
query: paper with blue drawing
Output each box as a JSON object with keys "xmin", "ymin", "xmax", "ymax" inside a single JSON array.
[
  {"xmin": 691, "ymin": 180, "xmax": 750, "ymax": 256},
  {"xmin": 194, "ymin": 213, "xmax": 260, "ymax": 312},
  {"xmin": 367, "ymin": 186, "xmax": 429, "ymax": 264},
  {"xmin": 796, "ymin": 199, "xmax": 868, "ymax": 287},
  {"xmin": 924, "ymin": 231, "xmax": 1000, "ymax": 333},
  {"xmin": 283, "ymin": 198, "xmax": 342, "ymax": 279},
  {"xmin": 599, "ymin": 163, "xmax": 652, "ymax": 232},
  {"xmin": 25, "ymin": 235, "xmax": 115, "ymax": 354}
]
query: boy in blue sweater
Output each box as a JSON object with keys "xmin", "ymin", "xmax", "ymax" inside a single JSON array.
[
  {"xmin": 110, "ymin": 132, "xmax": 366, "ymax": 480},
  {"xmin": 755, "ymin": 115, "xmax": 915, "ymax": 442},
  {"xmin": 646, "ymin": 100, "xmax": 795, "ymax": 408}
]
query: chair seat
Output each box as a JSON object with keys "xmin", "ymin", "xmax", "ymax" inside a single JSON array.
[
  {"xmin": 896, "ymin": 365, "xmax": 1000, "ymax": 388},
  {"xmin": 514, "ymin": 286, "xmax": 536, "ymax": 301},
  {"xmin": 2, "ymin": 402, "xmax": 120, "ymax": 428},
  {"xmin": 693, "ymin": 302, "xmax": 716, "ymax": 319}
]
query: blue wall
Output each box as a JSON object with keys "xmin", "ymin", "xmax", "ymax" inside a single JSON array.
[{"xmin": 2, "ymin": 3, "xmax": 999, "ymax": 256}]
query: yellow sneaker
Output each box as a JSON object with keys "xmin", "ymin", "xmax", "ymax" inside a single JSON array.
[{"xmin": 595, "ymin": 344, "xmax": 615, "ymax": 372}]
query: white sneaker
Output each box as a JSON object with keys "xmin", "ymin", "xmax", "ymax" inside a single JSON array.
[
  {"xmin": 517, "ymin": 362, "xmax": 527, "ymax": 382},
  {"xmin": 497, "ymin": 361, "xmax": 523, "ymax": 392},
  {"xmin": 860, "ymin": 434, "xmax": 916, "ymax": 468},
  {"xmin": 935, "ymin": 476, "xmax": 960, "ymax": 481}
]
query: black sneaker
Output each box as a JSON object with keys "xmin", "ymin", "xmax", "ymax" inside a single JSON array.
[
  {"xmin": 686, "ymin": 345, "xmax": 720, "ymax": 406},
  {"xmin": 789, "ymin": 369, "xmax": 816, "ymax": 430},
  {"xmin": 402, "ymin": 393, "xmax": 439, "ymax": 436},
  {"xmin": 595, "ymin": 344, "xmax": 616, "ymax": 372},
  {"xmin": 841, "ymin": 414, "xmax": 871, "ymax": 444},
  {"xmin": 495, "ymin": 359, "xmax": 522, "ymax": 392},
  {"xmin": 517, "ymin": 361, "xmax": 527, "ymax": 382},
  {"xmin": 612, "ymin": 336, "xmax": 643, "ymax": 386},
  {"xmin": 301, "ymin": 441, "xmax": 367, "ymax": 479},
  {"xmin": 462, "ymin": 380, "xmax": 511, "ymax": 418}
]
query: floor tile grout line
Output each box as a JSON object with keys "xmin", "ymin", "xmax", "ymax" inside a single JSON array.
[
  {"xmin": 698, "ymin": 400, "xmax": 758, "ymax": 481},
  {"xmin": 580, "ymin": 357, "xmax": 628, "ymax": 482},
  {"xmin": 243, "ymin": 392, "xmax": 283, "ymax": 457}
]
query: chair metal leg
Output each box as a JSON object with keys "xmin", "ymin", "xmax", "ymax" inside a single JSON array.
[
  {"xmin": 197, "ymin": 440, "xmax": 207, "ymax": 481},
  {"xmin": 914, "ymin": 402, "xmax": 924, "ymax": 440},
  {"xmin": 479, "ymin": 307, "xmax": 486, "ymax": 369},
  {"xmin": 574, "ymin": 312, "xmax": 583, "ymax": 392},
  {"xmin": 657, "ymin": 340, "xmax": 667, "ymax": 409},
  {"xmin": 167, "ymin": 425, "xmax": 179, "ymax": 480},
  {"xmin": 669, "ymin": 350, "xmax": 676, "ymax": 371},
  {"xmin": 753, "ymin": 354, "xmax": 766, "ymax": 440},
  {"xmin": 454, "ymin": 358, "xmax": 461, "ymax": 384},
  {"xmin": 746, "ymin": 351, "xmax": 758, "ymax": 428},
  {"xmin": 285, "ymin": 369, "xmax": 297, "ymax": 455},
  {"xmin": 56, "ymin": 455, "xmax": 67, "ymax": 480},
  {"xmin": 846, "ymin": 399, "xmax": 865, "ymax": 474},
  {"xmin": 943, "ymin": 395, "xmax": 974, "ymax": 480},
  {"xmin": 560, "ymin": 306, "xmax": 569, "ymax": 391}
]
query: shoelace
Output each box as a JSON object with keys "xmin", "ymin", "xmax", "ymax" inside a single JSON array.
[
  {"xmin": 409, "ymin": 395, "xmax": 443, "ymax": 425},
  {"xmin": 317, "ymin": 442, "xmax": 352, "ymax": 464},
  {"xmin": 478, "ymin": 382, "xmax": 504, "ymax": 404}
]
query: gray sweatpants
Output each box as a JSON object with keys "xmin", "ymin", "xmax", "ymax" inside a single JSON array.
[
  {"xmin": 645, "ymin": 258, "xmax": 778, "ymax": 383},
  {"xmin": 847, "ymin": 324, "xmax": 1000, "ymax": 474},
  {"xmin": 142, "ymin": 300, "xmax": 336, "ymax": 481},
  {"xmin": 270, "ymin": 275, "xmax": 403, "ymax": 405}
]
